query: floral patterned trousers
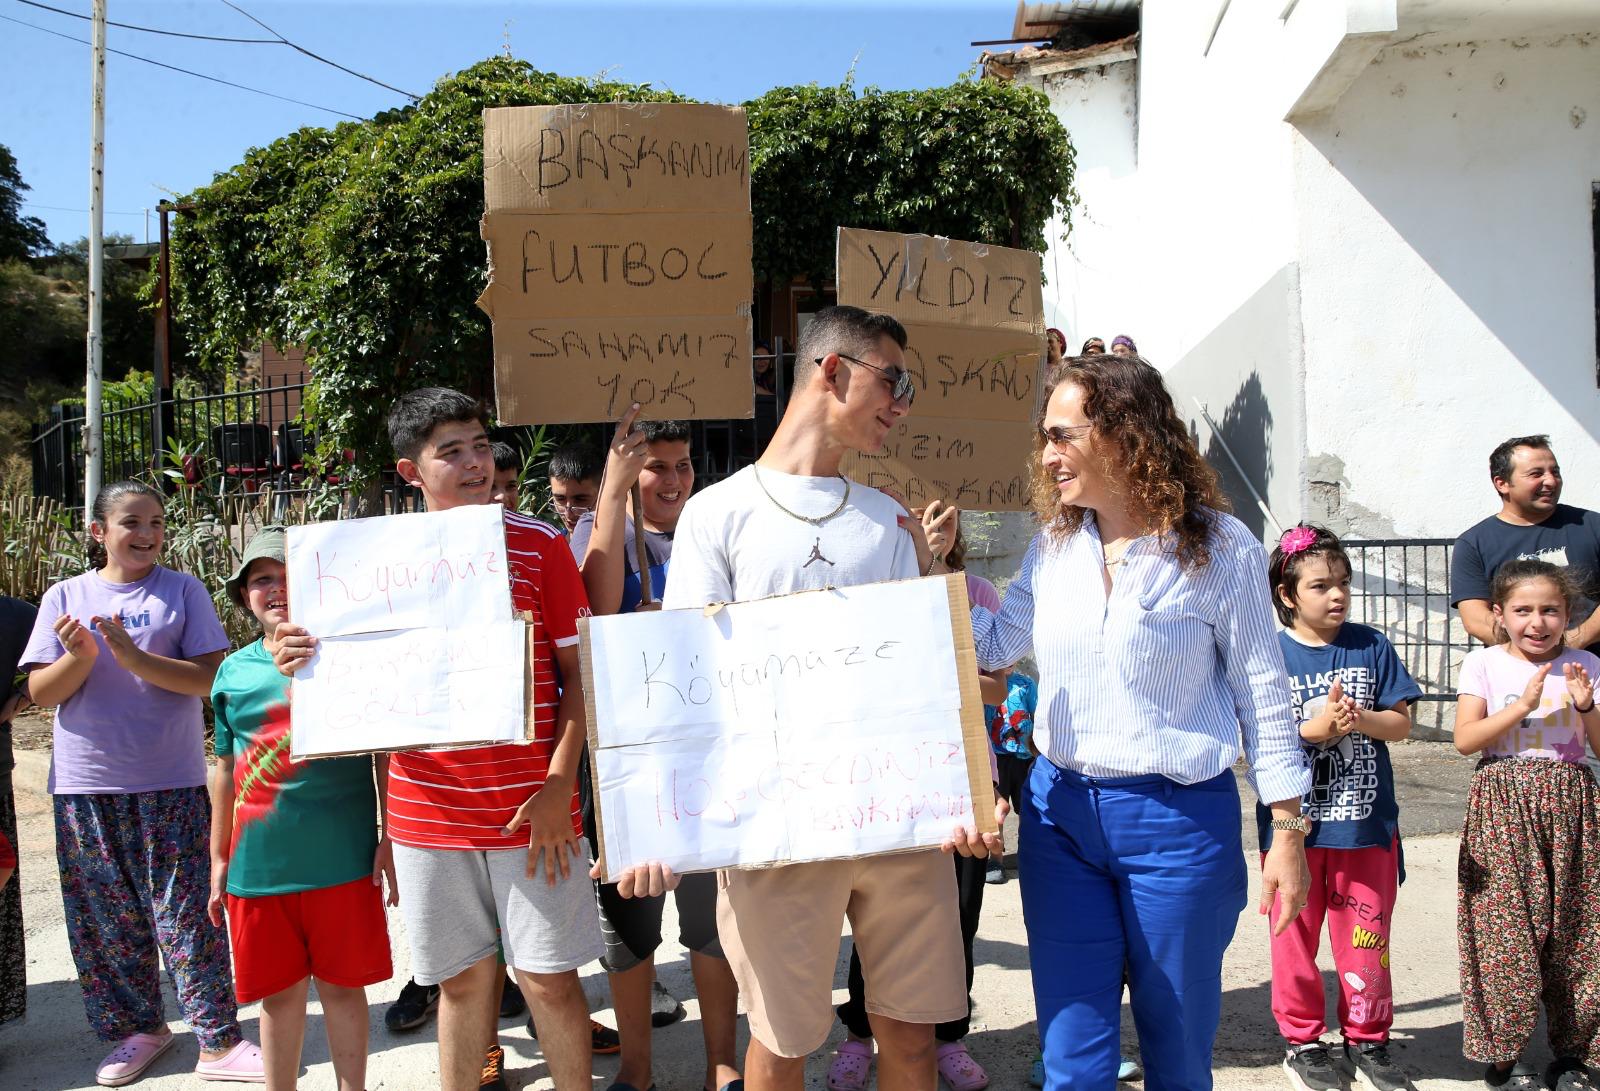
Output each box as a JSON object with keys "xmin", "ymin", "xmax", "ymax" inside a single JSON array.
[
  {"xmin": 1459, "ymin": 757, "xmax": 1600, "ymax": 1065},
  {"xmin": 54, "ymin": 787, "xmax": 241, "ymax": 1050}
]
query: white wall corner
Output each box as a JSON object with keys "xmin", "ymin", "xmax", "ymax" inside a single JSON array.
[{"xmin": 1281, "ymin": 0, "xmax": 1399, "ymax": 121}]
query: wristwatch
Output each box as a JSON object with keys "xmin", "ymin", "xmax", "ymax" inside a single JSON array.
[{"xmin": 1269, "ymin": 816, "xmax": 1313, "ymax": 836}]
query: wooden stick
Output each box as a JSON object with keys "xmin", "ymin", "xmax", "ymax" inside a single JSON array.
[{"xmin": 631, "ymin": 480, "xmax": 654, "ymax": 606}]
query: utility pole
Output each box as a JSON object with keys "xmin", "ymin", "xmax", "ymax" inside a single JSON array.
[{"xmin": 84, "ymin": 0, "xmax": 107, "ymax": 522}]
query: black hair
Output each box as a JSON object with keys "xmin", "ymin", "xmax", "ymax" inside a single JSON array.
[
  {"xmin": 87, "ymin": 480, "xmax": 164, "ymax": 569},
  {"xmin": 1489, "ymin": 559, "xmax": 1580, "ymax": 645},
  {"xmin": 490, "ymin": 441, "xmax": 520, "ymax": 472},
  {"xmin": 1488, "ymin": 434, "xmax": 1552, "ymax": 486},
  {"xmin": 1267, "ymin": 523, "xmax": 1351, "ymax": 627},
  {"xmin": 640, "ymin": 419, "xmax": 691, "ymax": 446},
  {"xmin": 792, "ymin": 305, "xmax": 908, "ymax": 388},
  {"xmin": 386, "ymin": 387, "xmax": 487, "ymax": 461},
  {"xmin": 548, "ymin": 443, "xmax": 602, "ymax": 483}
]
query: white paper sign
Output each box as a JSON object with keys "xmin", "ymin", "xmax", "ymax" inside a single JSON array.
[
  {"xmin": 583, "ymin": 577, "xmax": 991, "ymax": 877},
  {"xmin": 287, "ymin": 504, "xmax": 511, "ymax": 637},
  {"xmin": 287, "ymin": 506, "xmax": 527, "ymax": 758}
]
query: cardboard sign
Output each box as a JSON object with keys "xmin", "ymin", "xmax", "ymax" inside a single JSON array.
[
  {"xmin": 580, "ymin": 574, "xmax": 997, "ymax": 878},
  {"xmin": 836, "ymin": 227, "xmax": 1045, "ymax": 512},
  {"xmin": 286, "ymin": 505, "xmax": 530, "ymax": 758},
  {"xmin": 836, "ymin": 227, "xmax": 1044, "ymax": 335},
  {"xmin": 480, "ymin": 103, "xmax": 754, "ymax": 425}
]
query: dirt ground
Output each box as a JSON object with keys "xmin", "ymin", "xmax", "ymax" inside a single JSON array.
[{"xmin": 0, "ymin": 722, "xmax": 1510, "ymax": 1090}]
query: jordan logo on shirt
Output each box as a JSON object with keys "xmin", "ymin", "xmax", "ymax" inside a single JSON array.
[{"xmin": 803, "ymin": 537, "xmax": 834, "ymax": 568}]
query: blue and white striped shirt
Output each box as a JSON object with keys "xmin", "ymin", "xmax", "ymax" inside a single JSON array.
[{"xmin": 971, "ymin": 509, "xmax": 1310, "ymax": 806}]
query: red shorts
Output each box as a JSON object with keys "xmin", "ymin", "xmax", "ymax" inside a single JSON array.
[
  {"xmin": 0, "ymin": 828, "xmax": 14, "ymax": 870},
  {"xmin": 227, "ymin": 876, "xmax": 393, "ymax": 1004}
]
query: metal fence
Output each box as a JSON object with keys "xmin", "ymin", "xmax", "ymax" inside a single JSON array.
[
  {"xmin": 31, "ymin": 343, "xmax": 794, "ymax": 518},
  {"xmin": 1342, "ymin": 538, "xmax": 1474, "ymax": 730}
]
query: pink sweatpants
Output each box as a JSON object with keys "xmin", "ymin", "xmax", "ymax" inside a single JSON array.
[{"xmin": 1263, "ymin": 838, "xmax": 1399, "ymax": 1045}]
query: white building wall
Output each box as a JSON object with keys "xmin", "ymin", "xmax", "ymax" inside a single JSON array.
[{"xmin": 1294, "ymin": 32, "xmax": 1600, "ymax": 537}]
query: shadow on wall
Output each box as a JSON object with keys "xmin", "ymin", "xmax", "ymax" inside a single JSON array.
[{"xmin": 1204, "ymin": 372, "xmax": 1274, "ymax": 540}]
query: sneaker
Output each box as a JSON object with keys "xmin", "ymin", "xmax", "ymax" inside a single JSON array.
[
  {"xmin": 480, "ymin": 1044, "xmax": 508, "ymax": 1091},
  {"xmin": 984, "ymin": 857, "xmax": 1006, "ymax": 885},
  {"xmin": 1484, "ymin": 1061, "xmax": 1544, "ymax": 1090},
  {"xmin": 1028, "ymin": 1053, "xmax": 1044, "ymax": 1088},
  {"xmin": 1345, "ymin": 1040, "xmax": 1411, "ymax": 1091},
  {"xmin": 384, "ymin": 978, "xmax": 441, "ymax": 1033},
  {"xmin": 499, "ymin": 975, "xmax": 527, "ymax": 1019},
  {"xmin": 526, "ymin": 1015, "xmax": 622, "ymax": 1055},
  {"xmin": 1118, "ymin": 1055, "xmax": 1142, "ymax": 1081},
  {"xmin": 1548, "ymin": 1058, "xmax": 1600, "ymax": 1091},
  {"xmin": 651, "ymin": 978, "xmax": 686, "ymax": 1028},
  {"xmin": 1284, "ymin": 1042, "xmax": 1342, "ymax": 1091}
]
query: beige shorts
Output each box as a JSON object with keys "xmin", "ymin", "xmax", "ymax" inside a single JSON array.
[{"xmin": 716, "ymin": 849, "xmax": 966, "ymax": 1057}]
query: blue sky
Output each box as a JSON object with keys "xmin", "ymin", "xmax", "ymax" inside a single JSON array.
[{"xmin": 2, "ymin": 0, "xmax": 1012, "ymax": 247}]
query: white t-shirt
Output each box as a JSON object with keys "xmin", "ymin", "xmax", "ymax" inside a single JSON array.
[{"xmin": 662, "ymin": 465, "xmax": 919, "ymax": 609}]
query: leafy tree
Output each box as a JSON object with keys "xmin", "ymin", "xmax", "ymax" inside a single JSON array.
[
  {"xmin": 169, "ymin": 57, "xmax": 1075, "ymax": 486},
  {"xmin": 0, "ymin": 146, "xmax": 50, "ymax": 261}
]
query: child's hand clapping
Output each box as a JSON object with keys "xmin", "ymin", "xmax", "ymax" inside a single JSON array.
[
  {"xmin": 1564, "ymin": 661, "xmax": 1596, "ymax": 713},
  {"xmin": 53, "ymin": 615, "xmax": 99, "ymax": 664},
  {"xmin": 1518, "ymin": 663, "xmax": 1554, "ymax": 714},
  {"xmin": 1300, "ymin": 679, "xmax": 1357, "ymax": 743},
  {"xmin": 91, "ymin": 614, "xmax": 145, "ymax": 672}
]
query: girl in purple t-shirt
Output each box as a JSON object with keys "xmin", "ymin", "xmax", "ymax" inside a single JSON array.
[
  {"xmin": 20, "ymin": 481, "xmax": 263, "ymax": 1086},
  {"xmin": 1454, "ymin": 559, "xmax": 1600, "ymax": 1090}
]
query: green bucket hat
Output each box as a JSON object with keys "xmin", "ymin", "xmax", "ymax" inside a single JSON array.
[{"xmin": 225, "ymin": 525, "xmax": 288, "ymax": 608}]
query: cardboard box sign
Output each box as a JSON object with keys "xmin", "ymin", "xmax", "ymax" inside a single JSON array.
[
  {"xmin": 492, "ymin": 315, "xmax": 757, "ymax": 424},
  {"xmin": 478, "ymin": 211, "xmax": 752, "ymax": 320},
  {"xmin": 836, "ymin": 227, "xmax": 1047, "ymax": 512},
  {"xmin": 843, "ymin": 417, "xmax": 1036, "ymax": 513},
  {"xmin": 483, "ymin": 102, "xmax": 755, "ymax": 426},
  {"xmin": 580, "ymin": 574, "xmax": 998, "ymax": 879},
  {"xmin": 484, "ymin": 103, "xmax": 750, "ymax": 213},
  {"xmin": 898, "ymin": 324, "xmax": 1043, "ymax": 423},
  {"xmin": 836, "ymin": 227, "xmax": 1045, "ymax": 336}
]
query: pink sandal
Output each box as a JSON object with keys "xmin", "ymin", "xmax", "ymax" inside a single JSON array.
[
  {"xmin": 827, "ymin": 1039, "xmax": 874, "ymax": 1091},
  {"xmin": 936, "ymin": 1041, "xmax": 990, "ymax": 1091},
  {"xmin": 96, "ymin": 1032, "xmax": 176, "ymax": 1087},
  {"xmin": 194, "ymin": 1039, "xmax": 265, "ymax": 1083}
]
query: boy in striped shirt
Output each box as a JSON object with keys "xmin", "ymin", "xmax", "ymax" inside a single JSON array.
[{"xmin": 274, "ymin": 388, "xmax": 601, "ymax": 1091}]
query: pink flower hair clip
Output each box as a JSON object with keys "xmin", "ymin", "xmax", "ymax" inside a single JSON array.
[{"xmin": 1278, "ymin": 526, "xmax": 1318, "ymax": 556}]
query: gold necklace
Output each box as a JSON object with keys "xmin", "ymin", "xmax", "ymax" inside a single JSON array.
[{"xmin": 752, "ymin": 465, "xmax": 851, "ymax": 526}]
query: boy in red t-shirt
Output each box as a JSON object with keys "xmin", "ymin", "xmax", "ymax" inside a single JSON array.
[{"xmin": 275, "ymin": 388, "xmax": 601, "ymax": 1091}]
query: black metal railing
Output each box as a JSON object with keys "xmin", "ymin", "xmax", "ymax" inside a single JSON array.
[{"xmin": 1342, "ymin": 538, "xmax": 1474, "ymax": 708}]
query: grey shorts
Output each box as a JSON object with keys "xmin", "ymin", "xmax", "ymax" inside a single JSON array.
[{"xmin": 392, "ymin": 840, "xmax": 604, "ymax": 984}]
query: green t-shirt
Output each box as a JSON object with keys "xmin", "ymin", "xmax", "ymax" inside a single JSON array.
[{"xmin": 211, "ymin": 639, "xmax": 378, "ymax": 897}]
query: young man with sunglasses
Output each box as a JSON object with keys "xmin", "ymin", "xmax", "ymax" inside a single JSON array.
[{"xmin": 601, "ymin": 305, "xmax": 999, "ymax": 1091}]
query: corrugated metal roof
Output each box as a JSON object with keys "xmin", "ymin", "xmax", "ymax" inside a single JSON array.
[{"xmin": 1011, "ymin": 0, "xmax": 1141, "ymax": 40}]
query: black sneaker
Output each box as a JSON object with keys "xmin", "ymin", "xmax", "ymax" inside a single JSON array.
[
  {"xmin": 1548, "ymin": 1058, "xmax": 1600, "ymax": 1091},
  {"xmin": 1344, "ymin": 1040, "xmax": 1412, "ymax": 1091},
  {"xmin": 384, "ymin": 978, "xmax": 441, "ymax": 1033},
  {"xmin": 1284, "ymin": 1042, "xmax": 1342, "ymax": 1091},
  {"xmin": 526, "ymin": 1015, "xmax": 622, "ymax": 1055},
  {"xmin": 480, "ymin": 1043, "xmax": 508, "ymax": 1091},
  {"xmin": 1485, "ymin": 1061, "xmax": 1546, "ymax": 1090},
  {"xmin": 984, "ymin": 856, "xmax": 1007, "ymax": 885},
  {"xmin": 499, "ymin": 975, "xmax": 527, "ymax": 1019},
  {"xmin": 650, "ymin": 978, "xmax": 686, "ymax": 1028}
]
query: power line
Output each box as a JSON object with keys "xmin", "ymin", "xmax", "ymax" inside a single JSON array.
[
  {"xmin": 1, "ymin": 14, "xmax": 365, "ymax": 120},
  {"xmin": 24, "ymin": 201, "xmax": 145, "ymax": 217},
  {"xmin": 13, "ymin": 0, "xmax": 276, "ymax": 43},
  {"xmin": 218, "ymin": 0, "xmax": 420, "ymax": 101}
]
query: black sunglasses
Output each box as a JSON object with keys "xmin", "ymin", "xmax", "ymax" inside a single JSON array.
[{"xmin": 823, "ymin": 353, "xmax": 916, "ymax": 405}]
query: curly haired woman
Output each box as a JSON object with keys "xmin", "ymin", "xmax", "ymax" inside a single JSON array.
[{"xmin": 970, "ymin": 354, "xmax": 1312, "ymax": 1090}]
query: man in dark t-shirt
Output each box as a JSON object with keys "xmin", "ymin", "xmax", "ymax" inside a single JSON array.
[{"xmin": 1451, "ymin": 434, "xmax": 1600, "ymax": 654}]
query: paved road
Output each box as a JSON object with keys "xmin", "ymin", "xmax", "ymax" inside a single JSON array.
[{"xmin": 0, "ymin": 741, "xmax": 1500, "ymax": 1090}]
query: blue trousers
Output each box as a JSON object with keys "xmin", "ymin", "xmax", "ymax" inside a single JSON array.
[{"xmin": 1021, "ymin": 761, "xmax": 1247, "ymax": 1091}]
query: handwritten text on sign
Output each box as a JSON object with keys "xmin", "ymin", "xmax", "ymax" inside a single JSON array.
[
  {"xmin": 286, "ymin": 506, "xmax": 527, "ymax": 758},
  {"xmin": 582, "ymin": 577, "xmax": 993, "ymax": 876}
]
